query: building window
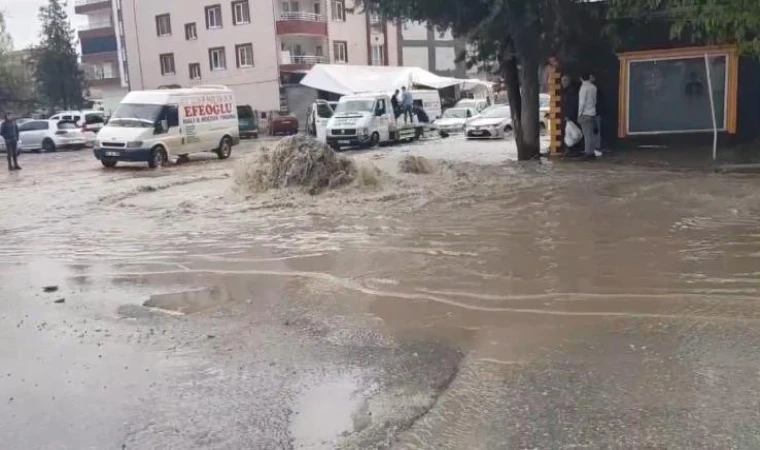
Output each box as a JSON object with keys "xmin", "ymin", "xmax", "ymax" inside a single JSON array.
[
  {"xmin": 313, "ymin": 1, "xmax": 321, "ymax": 15},
  {"xmin": 232, "ymin": 1, "xmax": 250, "ymax": 25},
  {"xmin": 236, "ymin": 43, "xmax": 254, "ymax": 68},
  {"xmin": 159, "ymin": 53, "xmax": 175, "ymax": 75},
  {"xmin": 331, "ymin": 0, "xmax": 345, "ymax": 21},
  {"xmin": 189, "ymin": 63, "xmax": 201, "ymax": 80},
  {"xmin": 371, "ymin": 44, "xmax": 384, "ymax": 65},
  {"xmin": 205, "ymin": 4, "xmax": 223, "ymax": 29},
  {"xmin": 209, "ymin": 47, "xmax": 227, "ymax": 71},
  {"xmin": 155, "ymin": 14, "xmax": 171, "ymax": 36},
  {"xmin": 185, "ymin": 23, "xmax": 197, "ymax": 40},
  {"xmin": 316, "ymin": 45, "xmax": 323, "ymax": 57},
  {"xmin": 333, "ymin": 41, "xmax": 347, "ymax": 63},
  {"xmin": 281, "ymin": 1, "xmax": 299, "ymax": 13}
]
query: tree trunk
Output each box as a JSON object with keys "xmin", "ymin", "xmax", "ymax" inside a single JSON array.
[
  {"xmin": 502, "ymin": 55, "xmax": 527, "ymax": 159},
  {"xmin": 518, "ymin": 52, "xmax": 541, "ymax": 160},
  {"xmin": 513, "ymin": 13, "xmax": 541, "ymax": 161}
]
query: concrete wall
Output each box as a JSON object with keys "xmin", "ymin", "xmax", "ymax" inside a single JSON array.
[{"xmin": 326, "ymin": 0, "xmax": 369, "ymax": 65}]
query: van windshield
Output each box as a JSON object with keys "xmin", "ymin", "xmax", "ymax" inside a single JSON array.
[
  {"xmin": 109, "ymin": 103, "xmax": 162, "ymax": 127},
  {"xmin": 335, "ymin": 100, "xmax": 375, "ymax": 114}
]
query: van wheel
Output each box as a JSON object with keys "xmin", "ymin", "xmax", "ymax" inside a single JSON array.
[
  {"xmin": 101, "ymin": 159, "xmax": 117, "ymax": 168},
  {"xmin": 216, "ymin": 137, "xmax": 232, "ymax": 159},
  {"xmin": 370, "ymin": 132, "xmax": 380, "ymax": 148},
  {"xmin": 42, "ymin": 139, "xmax": 56, "ymax": 153},
  {"xmin": 148, "ymin": 147, "xmax": 167, "ymax": 169}
]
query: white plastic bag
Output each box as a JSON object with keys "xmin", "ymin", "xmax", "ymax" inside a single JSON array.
[{"xmin": 564, "ymin": 120, "xmax": 583, "ymax": 147}]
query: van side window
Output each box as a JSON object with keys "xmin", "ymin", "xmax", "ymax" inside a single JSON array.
[
  {"xmin": 376, "ymin": 99, "xmax": 386, "ymax": 116},
  {"xmin": 167, "ymin": 106, "xmax": 179, "ymax": 127}
]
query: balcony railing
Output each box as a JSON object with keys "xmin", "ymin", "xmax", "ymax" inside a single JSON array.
[
  {"xmin": 85, "ymin": 69, "xmax": 119, "ymax": 81},
  {"xmin": 75, "ymin": 0, "xmax": 110, "ymax": 7},
  {"xmin": 281, "ymin": 55, "xmax": 329, "ymax": 65},
  {"xmin": 371, "ymin": 58, "xmax": 385, "ymax": 66},
  {"xmin": 79, "ymin": 20, "xmax": 114, "ymax": 31},
  {"xmin": 278, "ymin": 11, "xmax": 326, "ymax": 22}
]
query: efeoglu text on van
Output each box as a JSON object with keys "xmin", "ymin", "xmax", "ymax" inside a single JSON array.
[{"xmin": 93, "ymin": 86, "xmax": 240, "ymax": 168}]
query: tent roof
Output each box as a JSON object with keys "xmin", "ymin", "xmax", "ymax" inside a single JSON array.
[{"xmin": 300, "ymin": 64, "xmax": 464, "ymax": 95}]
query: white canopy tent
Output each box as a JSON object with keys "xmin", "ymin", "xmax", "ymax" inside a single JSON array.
[{"xmin": 300, "ymin": 64, "xmax": 489, "ymax": 95}]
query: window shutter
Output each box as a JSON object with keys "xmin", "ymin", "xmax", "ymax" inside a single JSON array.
[
  {"xmin": 205, "ymin": 9, "xmax": 210, "ymax": 28},
  {"xmin": 235, "ymin": 46, "xmax": 240, "ymax": 68}
]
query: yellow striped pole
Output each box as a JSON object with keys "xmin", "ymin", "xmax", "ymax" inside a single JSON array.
[{"xmin": 548, "ymin": 68, "xmax": 562, "ymax": 155}]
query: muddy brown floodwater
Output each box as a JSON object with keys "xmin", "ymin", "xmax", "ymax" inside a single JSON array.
[{"xmin": 3, "ymin": 138, "xmax": 760, "ymax": 449}]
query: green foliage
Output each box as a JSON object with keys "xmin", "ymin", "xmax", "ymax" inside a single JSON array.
[
  {"xmin": 610, "ymin": 0, "xmax": 760, "ymax": 54},
  {"xmin": 33, "ymin": 0, "xmax": 86, "ymax": 110},
  {"xmin": 0, "ymin": 12, "xmax": 33, "ymax": 113}
]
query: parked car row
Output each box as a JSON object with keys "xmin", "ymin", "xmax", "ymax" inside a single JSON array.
[{"xmin": 432, "ymin": 93, "xmax": 552, "ymax": 140}]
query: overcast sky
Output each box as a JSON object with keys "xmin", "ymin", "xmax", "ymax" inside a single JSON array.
[{"xmin": 3, "ymin": 0, "xmax": 83, "ymax": 50}]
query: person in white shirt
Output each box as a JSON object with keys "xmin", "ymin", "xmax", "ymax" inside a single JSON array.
[{"xmin": 577, "ymin": 72, "xmax": 598, "ymax": 159}]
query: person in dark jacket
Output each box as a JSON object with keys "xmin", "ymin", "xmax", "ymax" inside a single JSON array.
[
  {"xmin": 391, "ymin": 90, "xmax": 400, "ymax": 119},
  {"xmin": 559, "ymin": 75, "xmax": 581, "ymax": 156},
  {"xmin": 1, "ymin": 113, "xmax": 21, "ymax": 171}
]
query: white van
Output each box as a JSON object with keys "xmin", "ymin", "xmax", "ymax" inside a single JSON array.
[
  {"xmin": 94, "ymin": 86, "xmax": 240, "ymax": 168},
  {"xmin": 408, "ymin": 89, "xmax": 442, "ymax": 120},
  {"xmin": 326, "ymin": 92, "xmax": 424, "ymax": 151},
  {"xmin": 306, "ymin": 100, "xmax": 339, "ymax": 143}
]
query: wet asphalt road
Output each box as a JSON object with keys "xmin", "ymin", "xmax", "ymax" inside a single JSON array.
[{"xmin": 3, "ymin": 138, "xmax": 760, "ymax": 449}]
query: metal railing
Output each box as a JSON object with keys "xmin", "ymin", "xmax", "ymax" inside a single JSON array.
[
  {"xmin": 283, "ymin": 55, "xmax": 329, "ymax": 65},
  {"xmin": 85, "ymin": 68, "xmax": 119, "ymax": 81},
  {"xmin": 79, "ymin": 20, "xmax": 114, "ymax": 31},
  {"xmin": 278, "ymin": 11, "xmax": 326, "ymax": 22},
  {"xmin": 75, "ymin": 0, "xmax": 110, "ymax": 7},
  {"xmin": 371, "ymin": 58, "xmax": 384, "ymax": 66}
]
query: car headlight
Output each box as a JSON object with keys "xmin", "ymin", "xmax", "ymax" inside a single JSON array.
[{"xmin": 126, "ymin": 141, "xmax": 143, "ymax": 148}]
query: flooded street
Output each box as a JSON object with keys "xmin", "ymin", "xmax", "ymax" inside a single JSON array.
[{"xmin": 3, "ymin": 138, "xmax": 760, "ymax": 449}]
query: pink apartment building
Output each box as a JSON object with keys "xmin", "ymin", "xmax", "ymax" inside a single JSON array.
[{"xmin": 116, "ymin": 0, "xmax": 399, "ymax": 113}]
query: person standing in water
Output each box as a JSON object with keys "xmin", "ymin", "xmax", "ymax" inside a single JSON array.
[
  {"xmin": 577, "ymin": 72, "xmax": 598, "ymax": 160},
  {"xmin": 1, "ymin": 113, "xmax": 21, "ymax": 171}
]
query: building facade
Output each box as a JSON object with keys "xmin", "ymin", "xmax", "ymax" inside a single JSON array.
[
  {"xmin": 74, "ymin": 0, "xmax": 129, "ymax": 113},
  {"xmin": 398, "ymin": 22, "xmax": 467, "ymax": 78},
  {"xmin": 117, "ymin": 0, "xmax": 399, "ymax": 114}
]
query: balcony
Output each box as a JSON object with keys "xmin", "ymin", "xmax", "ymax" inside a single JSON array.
[
  {"xmin": 276, "ymin": 11, "xmax": 328, "ymax": 36},
  {"xmin": 83, "ymin": 64, "xmax": 120, "ymax": 86},
  {"xmin": 74, "ymin": 0, "xmax": 112, "ymax": 14},
  {"xmin": 79, "ymin": 19, "xmax": 115, "ymax": 40},
  {"xmin": 280, "ymin": 54, "xmax": 329, "ymax": 73}
]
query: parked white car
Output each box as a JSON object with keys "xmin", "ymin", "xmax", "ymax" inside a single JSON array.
[
  {"xmin": 18, "ymin": 120, "xmax": 88, "ymax": 152},
  {"xmin": 49, "ymin": 110, "xmax": 107, "ymax": 145},
  {"xmin": 465, "ymin": 106, "xmax": 513, "ymax": 139},
  {"xmin": 433, "ymin": 107, "xmax": 478, "ymax": 136},
  {"xmin": 455, "ymin": 98, "xmax": 489, "ymax": 113}
]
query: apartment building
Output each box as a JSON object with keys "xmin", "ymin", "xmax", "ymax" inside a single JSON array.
[
  {"xmin": 118, "ymin": 0, "xmax": 399, "ymax": 114},
  {"xmin": 74, "ymin": 0, "xmax": 129, "ymax": 113},
  {"xmin": 398, "ymin": 22, "xmax": 468, "ymax": 78}
]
